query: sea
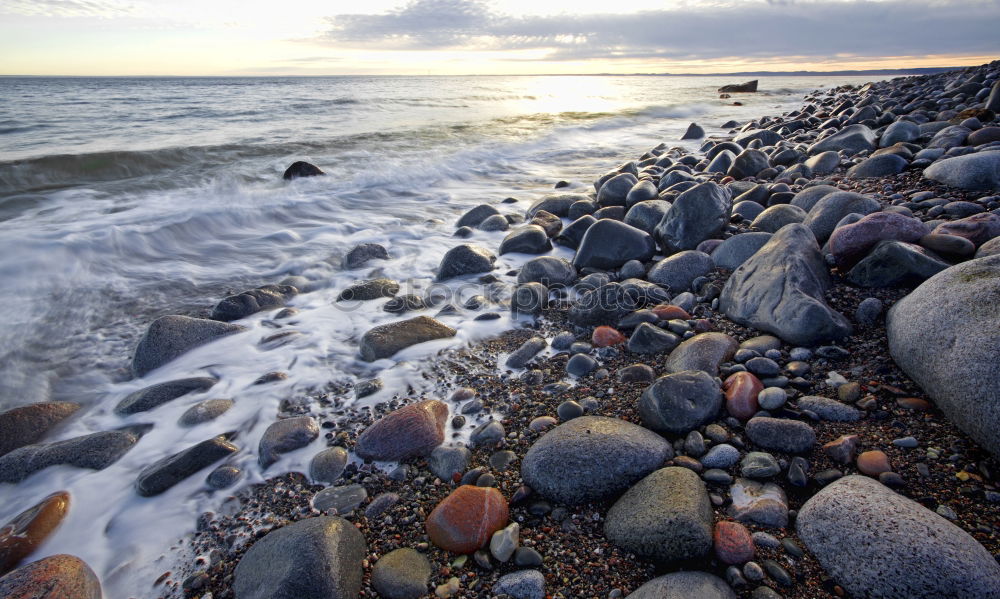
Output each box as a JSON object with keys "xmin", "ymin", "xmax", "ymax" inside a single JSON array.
[{"xmin": 0, "ymin": 74, "xmax": 874, "ymax": 597}]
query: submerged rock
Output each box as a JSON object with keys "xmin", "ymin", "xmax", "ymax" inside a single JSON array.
[
  {"xmin": 115, "ymin": 377, "xmax": 217, "ymax": 415},
  {"xmin": 211, "ymin": 284, "xmax": 296, "ymax": 322},
  {"xmin": 282, "ymin": 161, "xmax": 324, "ymax": 180},
  {"xmin": 258, "ymin": 416, "xmax": 319, "ymax": 468}
]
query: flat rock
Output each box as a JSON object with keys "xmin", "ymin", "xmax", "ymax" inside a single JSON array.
[
  {"xmin": 0, "ymin": 403, "xmax": 80, "ymax": 458},
  {"xmin": 664, "ymin": 332, "xmax": 737, "ymax": 376},
  {"xmin": 797, "ymin": 475, "xmax": 1000, "ymax": 599},
  {"xmin": 798, "ymin": 396, "xmax": 861, "ymax": 422},
  {"xmin": 521, "ymin": 416, "xmax": 672, "ymax": 505},
  {"xmin": 132, "ymin": 315, "xmax": 246, "ymax": 377},
  {"xmin": 887, "ymin": 254, "xmax": 1000, "ymax": 457},
  {"xmin": 626, "ymin": 572, "xmax": 736, "ymax": 599},
  {"xmin": 729, "ymin": 478, "xmax": 788, "ymax": 528},
  {"xmin": 0, "ymin": 491, "xmax": 70, "ymax": 576},
  {"xmin": 371, "ymin": 548, "xmax": 430, "ymax": 599},
  {"xmin": 627, "ymin": 322, "xmax": 681, "ymax": 354},
  {"xmin": 360, "ymin": 316, "xmax": 456, "ymax": 361},
  {"xmin": 0, "ymin": 554, "xmax": 101, "ymax": 599},
  {"xmin": 720, "ymin": 223, "xmax": 852, "ymax": 346},
  {"xmin": 136, "ymin": 436, "xmax": 237, "ymax": 496},
  {"xmin": 259, "ymin": 416, "xmax": 319, "ymax": 468},
  {"xmin": 115, "ymin": 377, "xmax": 217, "ymax": 415},
  {"xmin": 605, "ymin": 467, "xmax": 712, "ymax": 562},
  {"xmin": 0, "ymin": 431, "xmax": 139, "ymax": 483},
  {"xmin": 745, "ymin": 416, "xmax": 815, "ymax": 453},
  {"xmin": 355, "ymin": 400, "xmax": 447, "ymax": 462},
  {"xmin": 425, "ymin": 485, "xmax": 508, "ymax": 554},
  {"xmin": 233, "ymin": 516, "xmax": 366, "ymax": 599},
  {"xmin": 639, "ymin": 371, "xmax": 722, "ymax": 435},
  {"xmin": 654, "ymin": 182, "xmax": 731, "ymax": 253}
]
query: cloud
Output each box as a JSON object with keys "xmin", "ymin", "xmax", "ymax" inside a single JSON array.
[
  {"xmin": 318, "ymin": 0, "xmax": 1000, "ymax": 62},
  {"xmin": 0, "ymin": 0, "xmax": 137, "ymax": 18}
]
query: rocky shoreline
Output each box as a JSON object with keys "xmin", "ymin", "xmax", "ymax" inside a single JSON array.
[{"xmin": 2, "ymin": 61, "xmax": 1000, "ymax": 598}]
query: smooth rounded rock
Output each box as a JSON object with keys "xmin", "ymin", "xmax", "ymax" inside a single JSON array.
[
  {"xmin": 745, "ymin": 417, "xmax": 815, "ymax": 453},
  {"xmin": 0, "ymin": 492, "xmax": 70, "ymax": 576},
  {"xmin": 0, "ymin": 554, "xmax": 101, "ymax": 599},
  {"xmin": 371, "ymin": 548, "xmax": 431, "ymax": 599},
  {"xmin": 425, "ymin": 486, "xmax": 508, "ymax": 554},
  {"xmin": 639, "ymin": 371, "xmax": 722, "ymax": 435},
  {"xmin": 132, "ymin": 315, "xmax": 246, "ymax": 377},
  {"xmin": 0, "ymin": 403, "xmax": 80, "ymax": 459},
  {"xmin": 626, "ymin": 571, "xmax": 736, "ymax": 599},
  {"xmin": 259, "ymin": 416, "xmax": 319, "ymax": 468}
]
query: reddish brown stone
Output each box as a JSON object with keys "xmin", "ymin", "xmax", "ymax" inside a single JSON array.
[
  {"xmin": 426, "ymin": 486, "xmax": 508, "ymax": 554},
  {"xmin": 0, "ymin": 403, "xmax": 81, "ymax": 458},
  {"xmin": 896, "ymin": 397, "xmax": 932, "ymax": 411},
  {"xmin": 723, "ymin": 371, "xmax": 763, "ymax": 421},
  {"xmin": 822, "ymin": 434, "xmax": 860, "ymax": 464},
  {"xmin": 0, "ymin": 554, "xmax": 101, "ymax": 599},
  {"xmin": 857, "ymin": 450, "xmax": 891, "ymax": 476},
  {"xmin": 355, "ymin": 400, "xmax": 448, "ymax": 462},
  {"xmin": 714, "ymin": 521, "xmax": 754, "ymax": 565},
  {"xmin": 592, "ymin": 326, "xmax": 626, "ymax": 348},
  {"xmin": 0, "ymin": 492, "xmax": 71, "ymax": 576},
  {"xmin": 651, "ymin": 304, "xmax": 691, "ymax": 321}
]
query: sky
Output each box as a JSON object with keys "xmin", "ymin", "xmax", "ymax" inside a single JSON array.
[{"xmin": 0, "ymin": 0, "xmax": 998, "ymax": 76}]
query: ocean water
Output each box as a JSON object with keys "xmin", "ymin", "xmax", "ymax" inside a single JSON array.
[{"xmin": 0, "ymin": 74, "xmax": 873, "ymax": 596}]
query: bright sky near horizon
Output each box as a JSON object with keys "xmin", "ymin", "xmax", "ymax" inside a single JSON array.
[{"xmin": 0, "ymin": 0, "xmax": 998, "ymax": 76}]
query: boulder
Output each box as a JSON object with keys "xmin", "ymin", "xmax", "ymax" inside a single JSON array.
[
  {"xmin": 624, "ymin": 200, "xmax": 670, "ymax": 235},
  {"xmin": 597, "ymin": 173, "xmax": 638, "ymax": 207},
  {"xmin": 573, "ymin": 219, "xmax": 656, "ymax": 270},
  {"xmin": 553, "ymin": 215, "xmax": 595, "ymax": 249},
  {"xmin": 436, "ymin": 244, "xmax": 495, "ymax": 281},
  {"xmin": 923, "ymin": 152, "xmax": 1000, "ymax": 191},
  {"xmin": 233, "ymin": 517, "xmax": 366, "ymax": 599},
  {"xmin": 887, "ymin": 254, "xmax": 1000, "ymax": 457},
  {"xmin": 797, "ymin": 475, "xmax": 1000, "ymax": 599},
  {"xmin": 927, "ymin": 125, "xmax": 971, "ymax": 149},
  {"xmin": 727, "ymin": 149, "xmax": 770, "ymax": 179},
  {"xmin": 721, "ymin": 224, "xmax": 850, "ymax": 345},
  {"xmin": 646, "ymin": 251, "xmax": 713, "ymax": 292},
  {"xmin": 0, "ymin": 554, "xmax": 101, "ymax": 599},
  {"xmin": 527, "ymin": 193, "xmax": 588, "ymax": 218},
  {"xmin": 371, "ymin": 548, "xmax": 430, "ymax": 599},
  {"xmin": 132, "ymin": 315, "xmax": 246, "ymax": 377},
  {"xmin": 258, "ymin": 416, "xmax": 319, "ymax": 468},
  {"xmin": 804, "ymin": 152, "xmax": 840, "ymax": 176},
  {"xmin": 212, "ymin": 285, "xmax": 296, "ymax": 322},
  {"xmin": 0, "ymin": 403, "xmax": 80, "ymax": 459},
  {"xmin": 846, "ymin": 154, "xmax": 907, "ymax": 179},
  {"xmin": 355, "ymin": 400, "xmax": 447, "ymax": 462},
  {"xmin": 425, "ymin": 486, "xmax": 508, "ymax": 554},
  {"xmin": 605, "ymin": 467, "xmax": 712, "ymax": 562},
  {"xmin": 626, "ymin": 572, "xmax": 736, "ymax": 599},
  {"xmin": 0, "ymin": 431, "xmax": 139, "ymax": 483},
  {"xmin": 750, "ymin": 204, "xmax": 807, "ymax": 233},
  {"xmin": 360, "ymin": 316, "xmax": 456, "ymax": 361},
  {"xmin": 803, "ymin": 191, "xmax": 881, "ymax": 243},
  {"xmin": 625, "ymin": 181, "xmax": 658, "ymax": 208},
  {"xmin": 517, "ymin": 256, "xmax": 576, "ymax": 288},
  {"xmin": 790, "ymin": 184, "xmax": 839, "ymax": 212},
  {"xmin": 846, "ymin": 241, "xmax": 950, "ymax": 287},
  {"xmin": 807, "ymin": 124, "xmax": 876, "ymax": 156},
  {"xmin": 0, "ymin": 491, "xmax": 70, "ymax": 576},
  {"xmin": 654, "ymin": 182, "xmax": 731, "ymax": 253},
  {"xmin": 827, "ymin": 212, "xmax": 929, "ymax": 268},
  {"xmin": 283, "ymin": 161, "xmax": 324, "ymax": 180},
  {"xmin": 734, "ymin": 129, "xmax": 781, "ymax": 147},
  {"xmin": 115, "ymin": 377, "xmax": 217, "ymax": 415},
  {"xmin": 568, "ymin": 282, "xmax": 638, "ymax": 326},
  {"xmin": 639, "ymin": 371, "xmax": 722, "ymax": 435},
  {"xmin": 719, "ymin": 80, "xmax": 758, "ymax": 93},
  {"xmin": 932, "ymin": 213, "xmax": 1000, "ymax": 247},
  {"xmin": 879, "ymin": 120, "xmax": 920, "ymax": 147},
  {"xmin": 711, "ymin": 232, "xmax": 771, "ymax": 269},
  {"xmin": 135, "ymin": 436, "xmax": 238, "ymax": 496},
  {"xmin": 664, "ymin": 332, "xmax": 737, "ymax": 376},
  {"xmin": 521, "ymin": 416, "xmax": 672, "ymax": 505},
  {"xmin": 456, "ymin": 204, "xmax": 500, "ymax": 228},
  {"xmin": 337, "ymin": 278, "xmax": 399, "ymax": 301},
  {"xmin": 342, "ymin": 243, "xmax": 390, "ymax": 269},
  {"xmin": 681, "ymin": 123, "xmax": 705, "ymax": 140},
  {"xmin": 499, "ymin": 225, "xmax": 552, "ymax": 255}
]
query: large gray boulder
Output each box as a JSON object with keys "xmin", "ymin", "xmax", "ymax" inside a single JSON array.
[
  {"xmin": 233, "ymin": 516, "xmax": 367, "ymax": 599},
  {"xmin": 639, "ymin": 371, "xmax": 722, "ymax": 435},
  {"xmin": 646, "ymin": 250, "xmax": 713, "ymax": 292},
  {"xmin": 887, "ymin": 254, "xmax": 1000, "ymax": 457},
  {"xmin": 807, "ymin": 124, "xmax": 876, "ymax": 156},
  {"xmin": 436, "ymin": 244, "xmax": 495, "ymax": 280},
  {"xmin": 846, "ymin": 154, "xmax": 907, "ymax": 179},
  {"xmin": 879, "ymin": 120, "xmax": 920, "ymax": 147},
  {"xmin": 573, "ymin": 219, "xmax": 656, "ymax": 270},
  {"xmin": 597, "ymin": 173, "xmax": 638, "ymax": 207},
  {"xmin": 790, "ymin": 184, "xmax": 839, "ymax": 212},
  {"xmin": 520, "ymin": 416, "xmax": 672, "ymax": 505},
  {"xmin": 132, "ymin": 315, "xmax": 247, "ymax": 377},
  {"xmin": 604, "ymin": 467, "xmax": 712, "ymax": 563},
  {"xmin": 750, "ymin": 204, "xmax": 807, "ymax": 233},
  {"xmin": 624, "ymin": 200, "xmax": 671, "ymax": 235},
  {"xmin": 803, "ymin": 191, "xmax": 881, "ymax": 243},
  {"xmin": 798, "ymin": 475, "xmax": 1000, "ymax": 599},
  {"xmin": 499, "ymin": 225, "xmax": 553, "ymax": 255},
  {"xmin": 711, "ymin": 232, "xmax": 771, "ymax": 269},
  {"xmin": 927, "ymin": 125, "xmax": 971, "ymax": 150},
  {"xmin": 720, "ymin": 224, "xmax": 852, "ymax": 346},
  {"xmin": 846, "ymin": 240, "xmax": 950, "ymax": 287},
  {"xmin": 923, "ymin": 152, "xmax": 1000, "ymax": 191},
  {"xmin": 360, "ymin": 316, "xmax": 457, "ymax": 361},
  {"xmin": 626, "ymin": 572, "xmax": 736, "ymax": 599},
  {"xmin": 654, "ymin": 182, "xmax": 731, "ymax": 253},
  {"xmin": 727, "ymin": 149, "xmax": 770, "ymax": 179}
]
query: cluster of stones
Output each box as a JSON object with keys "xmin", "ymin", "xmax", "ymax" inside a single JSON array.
[{"xmin": 3, "ymin": 61, "xmax": 1000, "ymax": 598}]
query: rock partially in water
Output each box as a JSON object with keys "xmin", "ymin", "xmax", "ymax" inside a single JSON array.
[
  {"xmin": 360, "ymin": 316, "xmax": 457, "ymax": 362},
  {"xmin": 0, "ymin": 491, "xmax": 70, "ymax": 576},
  {"xmin": 337, "ymin": 278, "xmax": 400, "ymax": 302},
  {"xmin": 258, "ymin": 416, "xmax": 319, "ymax": 469},
  {"xmin": 436, "ymin": 244, "xmax": 496, "ymax": 281},
  {"xmin": 282, "ymin": 161, "xmax": 324, "ymax": 180},
  {"xmin": 211, "ymin": 284, "xmax": 297, "ymax": 322},
  {"xmin": 310, "ymin": 446, "xmax": 348, "ymax": 484},
  {"xmin": 132, "ymin": 315, "xmax": 246, "ymax": 377},
  {"xmin": 342, "ymin": 242, "xmax": 390, "ymax": 269},
  {"xmin": 0, "ymin": 403, "xmax": 80, "ymax": 459},
  {"xmin": 0, "ymin": 431, "xmax": 139, "ymax": 483},
  {"xmin": 115, "ymin": 377, "xmax": 217, "ymax": 415},
  {"xmin": 178, "ymin": 399, "xmax": 233, "ymax": 426},
  {"xmin": 135, "ymin": 436, "xmax": 237, "ymax": 496},
  {"xmin": 233, "ymin": 516, "xmax": 366, "ymax": 599}
]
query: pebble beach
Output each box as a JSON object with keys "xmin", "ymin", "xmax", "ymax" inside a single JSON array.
[{"xmin": 2, "ymin": 61, "xmax": 1000, "ymax": 599}]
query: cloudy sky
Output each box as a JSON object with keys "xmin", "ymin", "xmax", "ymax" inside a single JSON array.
[{"xmin": 0, "ymin": 0, "xmax": 997, "ymax": 75}]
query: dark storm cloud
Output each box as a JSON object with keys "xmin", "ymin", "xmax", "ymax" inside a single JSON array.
[{"xmin": 319, "ymin": 0, "xmax": 1000, "ymax": 61}]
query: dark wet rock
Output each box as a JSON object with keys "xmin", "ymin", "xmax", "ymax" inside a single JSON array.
[
  {"xmin": 529, "ymin": 209, "xmax": 562, "ymax": 236},
  {"xmin": 627, "ymin": 322, "xmax": 681, "ymax": 354},
  {"xmin": 720, "ymin": 224, "xmax": 851, "ymax": 346},
  {"xmin": 511, "ymin": 282, "xmax": 548, "ymax": 316},
  {"xmin": 337, "ymin": 279, "xmax": 399, "ymax": 302},
  {"xmin": 517, "ymin": 256, "xmax": 576, "ymax": 288},
  {"xmin": 553, "ymin": 215, "xmax": 595, "ymax": 250},
  {"xmin": 436, "ymin": 244, "xmax": 496, "ymax": 280},
  {"xmin": 0, "ymin": 491, "xmax": 70, "ymax": 576},
  {"xmin": 0, "ymin": 403, "xmax": 80, "ymax": 459},
  {"xmin": 923, "ymin": 152, "xmax": 1000, "ymax": 191},
  {"xmin": 0, "ymin": 554, "xmax": 101, "ymax": 599},
  {"xmin": 711, "ymin": 232, "xmax": 771, "ymax": 270},
  {"xmin": 258, "ymin": 416, "xmax": 319, "ymax": 468},
  {"xmin": 383, "ymin": 294, "xmax": 426, "ymax": 314},
  {"xmin": 719, "ymin": 80, "xmax": 758, "ymax": 93},
  {"xmin": 750, "ymin": 205, "xmax": 807, "ymax": 233},
  {"xmin": 573, "ymin": 219, "xmax": 656, "ymax": 270},
  {"xmin": 639, "ymin": 371, "xmax": 722, "ymax": 435},
  {"xmin": 499, "ymin": 225, "xmax": 552, "ymax": 255},
  {"xmin": 178, "ymin": 399, "xmax": 233, "ymax": 426},
  {"xmin": 132, "ymin": 315, "xmax": 246, "ymax": 377},
  {"xmin": 626, "ymin": 180, "xmax": 658, "ymax": 208},
  {"xmin": 342, "ymin": 242, "xmax": 390, "ymax": 269},
  {"xmin": 790, "ymin": 185, "xmax": 839, "ymax": 212},
  {"xmin": 136, "ymin": 436, "xmax": 237, "ymax": 496},
  {"xmin": 647, "ymin": 251, "xmax": 713, "ymax": 292},
  {"xmin": 212, "ymin": 285, "xmax": 296, "ymax": 322},
  {"xmin": 624, "ymin": 200, "xmax": 671, "ymax": 235},
  {"xmin": 681, "ymin": 123, "xmax": 705, "ymax": 140},
  {"xmin": 206, "ymin": 465, "xmax": 241, "ymax": 489},
  {"xmin": 283, "ymin": 161, "xmax": 324, "ymax": 180},
  {"xmin": 310, "ymin": 446, "xmax": 348, "ymax": 484},
  {"xmin": 115, "ymin": 377, "xmax": 217, "ymax": 415},
  {"xmin": 597, "ymin": 173, "xmax": 638, "ymax": 207},
  {"xmin": 664, "ymin": 332, "xmax": 737, "ymax": 376},
  {"xmin": 605, "ymin": 467, "xmax": 712, "ymax": 563},
  {"xmin": 360, "ymin": 316, "xmax": 457, "ymax": 361},
  {"xmin": 478, "ymin": 213, "xmax": 510, "ymax": 231},
  {"xmin": 233, "ymin": 516, "xmax": 366, "ymax": 599},
  {"xmin": 803, "ymin": 191, "xmax": 881, "ymax": 243},
  {"xmin": 798, "ymin": 475, "xmax": 1000, "ymax": 599},
  {"xmin": 506, "ymin": 337, "xmax": 547, "ymax": 369},
  {"xmin": 887, "ymin": 254, "xmax": 1000, "ymax": 457},
  {"xmin": 846, "ymin": 241, "xmax": 950, "ymax": 287},
  {"xmin": 626, "ymin": 571, "xmax": 736, "ymax": 599},
  {"xmin": 456, "ymin": 204, "xmax": 501, "ymax": 228},
  {"xmin": 568, "ymin": 282, "xmax": 638, "ymax": 326},
  {"xmin": 527, "ymin": 193, "xmax": 588, "ymax": 218},
  {"xmin": 745, "ymin": 417, "xmax": 815, "ymax": 453},
  {"xmin": 371, "ymin": 548, "xmax": 431, "ymax": 599},
  {"xmin": 0, "ymin": 431, "xmax": 139, "ymax": 483},
  {"xmin": 807, "ymin": 124, "xmax": 876, "ymax": 156},
  {"xmin": 655, "ymin": 182, "xmax": 732, "ymax": 253},
  {"xmin": 313, "ymin": 484, "xmax": 367, "ymax": 514},
  {"xmin": 521, "ymin": 416, "xmax": 672, "ymax": 505},
  {"xmin": 728, "ymin": 149, "xmax": 770, "ymax": 180},
  {"xmin": 355, "ymin": 400, "xmax": 447, "ymax": 462},
  {"xmin": 846, "ymin": 153, "xmax": 908, "ymax": 179}
]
